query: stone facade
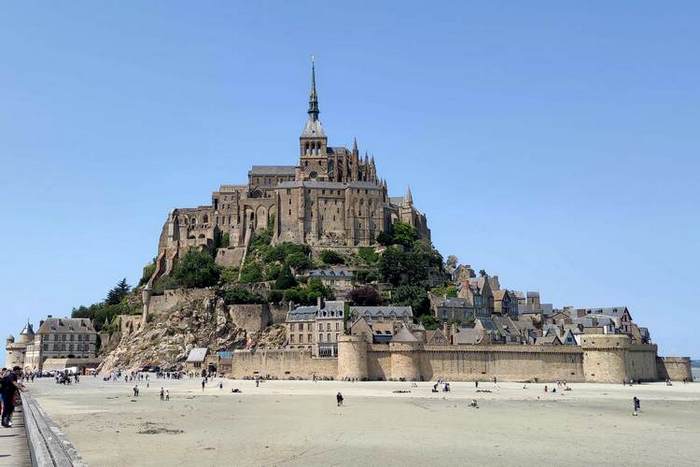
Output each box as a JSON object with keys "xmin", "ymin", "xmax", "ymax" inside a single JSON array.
[
  {"xmin": 5, "ymin": 318, "xmax": 97, "ymax": 372},
  {"xmin": 147, "ymin": 62, "xmax": 430, "ymax": 288}
]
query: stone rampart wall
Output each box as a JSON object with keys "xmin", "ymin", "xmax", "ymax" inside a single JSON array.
[
  {"xmin": 228, "ymin": 349, "xmax": 337, "ymax": 379},
  {"xmin": 656, "ymin": 357, "xmax": 693, "ymax": 381},
  {"xmin": 228, "ymin": 304, "xmax": 271, "ymax": 334}
]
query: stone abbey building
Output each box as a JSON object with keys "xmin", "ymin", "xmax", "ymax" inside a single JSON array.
[{"xmin": 150, "ymin": 62, "xmax": 429, "ymax": 280}]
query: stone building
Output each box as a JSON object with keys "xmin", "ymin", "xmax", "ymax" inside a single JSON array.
[
  {"xmin": 285, "ymin": 299, "xmax": 345, "ymax": 357},
  {"xmin": 148, "ymin": 61, "xmax": 430, "ymax": 286},
  {"xmin": 5, "ymin": 317, "xmax": 98, "ymax": 372}
]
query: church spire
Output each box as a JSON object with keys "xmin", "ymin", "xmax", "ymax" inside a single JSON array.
[
  {"xmin": 405, "ymin": 185, "xmax": 413, "ymax": 206},
  {"xmin": 308, "ymin": 56, "xmax": 319, "ymax": 121}
]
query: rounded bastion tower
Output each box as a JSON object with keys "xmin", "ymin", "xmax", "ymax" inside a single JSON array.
[
  {"xmin": 337, "ymin": 335, "xmax": 368, "ymax": 381},
  {"xmin": 581, "ymin": 334, "xmax": 630, "ymax": 383},
  {"xmin": 389, "ymin": 326, "xmax": 421, "ymax": 381}
]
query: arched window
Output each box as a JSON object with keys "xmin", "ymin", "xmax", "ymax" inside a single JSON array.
[{"xmin": 203, "ymin": 215, "xmax": 209, "ymax": 224}]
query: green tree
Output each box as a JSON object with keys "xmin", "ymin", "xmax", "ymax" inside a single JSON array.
[
  {"xmin": 392, "ymin": 222, "xmax": 418, "ymax": 247},
  {"xmin": 348, "ymin": 285, "xmax": 381, "ymax": 306},
  {"xmin": 239, "ymin": 260, "xmax": 263, "ymax": 283},
  {"xmin": 220, "ymin": 267, "xmax": 239, "ymax": 284},
  {"xmin": 319, "ymin": 249, "xmax": 345, "ymax": 265},
  {"xmin": 222, "ymin": 287, "xmax": 264, "ymax": 305},
  {"xmin": 420, "ymin": 314, "xmax": 439, "ymax": 330},
  {"xmin": 286, "ymin": 252, "xmax": 311, "ymax": 271},
  {"xmin": 106, "ymin": 278, "xmax": 130, "ymax": 305},
  {"xmin": 171, "ymin": 249, "xmax": 221, "ymax": 288},
  {"xmin": 393, "ymin": 285, "xmax": 429, "ymax": 316},
  {"xmin": 357, "ymin": 247, "xmax": 379, "ymax": 265},
  {"xmin": 274, "ymin": 266, "xmax": 297, "ymax": 289}
]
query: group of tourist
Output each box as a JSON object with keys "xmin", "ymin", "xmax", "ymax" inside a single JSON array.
[{"xmin": 0, "ymin": 366, "xmax": 25, "ymax": 428}]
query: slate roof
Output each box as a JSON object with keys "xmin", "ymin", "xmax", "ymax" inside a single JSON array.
[
  {"xmin": 287, "ymin": 306, "xmax": 319, "ymax": 321},
  {"xmin": 37, "ymin": 318, "xmax": 95, "ymax": 334},
  {"xmin": 578, "ymin": 307, "xmax": 629, "ymax": 319},
  {"xmin": 536, "ymin": 335, "xmax": 561, "ymax": 345},
  {"xmin": 249, "ymin": 165, "xmax": 297, "ymax": 176},
  {"xmin": 392, "ymin": 326, "xmax": 418, "ymax": 343},
  {"xmin": 438, "ymin": 298, "xmax": 470, "ymax": 308},
  {"xmin": 307, "ymin": 267, "xmax": 354, "ymax": 279},
  {"xmin": 453, "ymin": 328, "xmax": 482, "ymax": 345},
  {"xmin": 349, "ymin": 306, "xmax": 413, "ymax": 320},
  {"xmin": 186, "ymin": 347, "xmax": 208, "ymax": 363}
]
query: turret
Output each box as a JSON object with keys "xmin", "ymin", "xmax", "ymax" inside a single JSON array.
[{"xmin": 389, "ymin": 325, "xmax": 421, "ymax": 381}]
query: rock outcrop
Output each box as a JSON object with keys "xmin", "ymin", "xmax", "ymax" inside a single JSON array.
[{"xmin": 99, "ymin": 289, "xmax": 284, "ymax": 373}]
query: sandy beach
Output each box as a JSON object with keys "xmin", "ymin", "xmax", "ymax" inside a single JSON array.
[{"xmin": 28, "ymin": 376, "xmax": 700, "ymax": 466}]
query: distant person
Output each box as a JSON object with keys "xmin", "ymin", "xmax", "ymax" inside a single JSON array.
[
  {"xmin": 160, "ymin": 388, "xmax": 164, "ymax": 401},
  {"xmin": 2, "ymin": 367, "xmax": 25, "ymax": 428},
  {"xmin": 202, "ymin": 379, "xmax": 206, "ymax": 391},
  {"xmin": 544, "ymin": 385, "xmax": 548, "ymax": 393},
  {"xmin": 633, "ymin": 397, "xmax": 640, "ymax": 416},
  {"xmin": 165, "ymin": 390, "xmax": 170, "ymax": 401},
  {"xmin": 219, "ymin": 382, "xmax": 223, "ymax": 390},
  {"xmin": 336, "ymin": 392, "xmax": 344, "ymax": 407},
  {"xmin": 133, "ymin": 385, "xmax": 139, "ymax": 397},
  {"xmin": 475, "ymin": 381, "xmax": 479, "ymax": 388},
  {"xmin": 469, "ymin": 399, "xmax": 479, "ymax": 408},
  {"xmin": 256, "ymin": 379, "xmax": 260, "ymax": 388}
]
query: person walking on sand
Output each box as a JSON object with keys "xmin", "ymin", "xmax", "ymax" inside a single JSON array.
[
  {"xmin": 202, "ymin": 379, "xmax": 206, "ymax": 391},
  {"xmin": 633, "ymin": 396, "xmax": 640, "ymax": 414},
  {"xmin": 336, "ymin": 392, "xmax": 344, "ymax": 407},
  {"xmin": 165, "ymin": 390, "xmax": 170, "ymax": 401},
  {"xmin": 160, "ymin": 387, "xmax": 164, "ymax": 401},
  {"xmin": 133, "ymin": 385, "xmax": 139, "ymax": 397}
]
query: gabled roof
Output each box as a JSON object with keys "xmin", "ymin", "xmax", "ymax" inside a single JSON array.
[
  {"xmin": 536, "ymin": 335, "xmax": 562, "ymax": 345},
  {"xmin": 453, "ymin": 328, "xmax": 483, "ymax": 345},
  {"xmin": 349, "ymin": 306, "xmax": 413, "ymax": 320},
  {"xmin": 186, "ymin": 348, "xmax": 208, "ymax": 363},
  {"xmin": 37, "ymin": 318, "xmax": 95, "ymax": 334}
]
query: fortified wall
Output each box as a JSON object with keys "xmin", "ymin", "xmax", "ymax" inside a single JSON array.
[{"xmin": 226, "ymin": 334, "xmax": 691, "ymax": 383}]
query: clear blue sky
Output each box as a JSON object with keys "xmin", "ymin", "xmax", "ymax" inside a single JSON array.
[{"xmin": 2, "ymin": 1, "xmax": 698, "ymax": 365}]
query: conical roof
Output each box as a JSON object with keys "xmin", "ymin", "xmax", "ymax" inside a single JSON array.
[{"xmin": 392, "ymin": 325, "xmax": 418, "ymax": 343}]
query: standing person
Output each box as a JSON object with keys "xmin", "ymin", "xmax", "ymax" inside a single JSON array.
[
  {"xmin": 160, "ymin": 388, "xmax": 164, "ymax": 401},
  {"xmin": 165, "ymin": 390, "xmax": 170, "ymax": 401},
  {"xmin": 633, "ymin": 397, "xmax": 640, "ymax": 414},
  {"xmin": 1, "ymin": 367, "xmax": 25, "ymax": 428},
  {"xmin": 201, "ymin": 379, "xmax": 206, "ymax": 391},
  {"xmin": 336, "ymin": 392, "xmax": 344, "ymax": 407}
]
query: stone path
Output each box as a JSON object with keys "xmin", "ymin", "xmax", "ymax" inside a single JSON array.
[{"xmin": 0, "ymin": 406, "xmax": 32, "ymax": 466}]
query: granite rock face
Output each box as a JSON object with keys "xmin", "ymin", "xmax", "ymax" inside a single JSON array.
[{"xmin": 99, "ymin": 291, "xmax": 285, "ymax": 373}]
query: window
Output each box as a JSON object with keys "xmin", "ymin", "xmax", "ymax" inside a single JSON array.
[
  {"xmin": 319, "ymin": 334, "xmax": 324, "ymax": 342},
  {"xmin": 318, "ymin": 323, "xmax": 322, "ymax": 331},
  {"xmin": 307, "ymin": 334, "xmax": 312, "ymax": 343},
  {"xmin": 326, "ymin": 323, "xmax": 331, "ymax": 331},
  {"xmin": 290, "ymin": 335, "xmax": 295, "ymax": 343},
  {"xmin": 327, "ymin": 333, "xmax": 331, "ymax": 342},
  {"xmin": 299, "ymin": 334, "xmax": 304, "ymax": 343},
  {"xmin": 335, "ymin": 322, "xmax": 340, "ymax": 331}
]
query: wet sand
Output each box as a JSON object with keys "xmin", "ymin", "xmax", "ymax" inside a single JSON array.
[{"xmin": 28, "ymin": 377, "xmax": 700, "ymax": 466}]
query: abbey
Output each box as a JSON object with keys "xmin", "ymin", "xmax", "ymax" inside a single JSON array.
[{"xmin": 151, "ymin": 62, "xmax": 429, "ymax": 278}]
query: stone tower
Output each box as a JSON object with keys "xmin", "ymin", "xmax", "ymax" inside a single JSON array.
[
  {"xmin": 337, "ymin": 335, "xmax": 368, "ymax": 380},
  {"xmin": 299, "ymin": 57, "xmax": 328, "ymax": 181},
  {"xmin": 389, "ymin": 325, "xmax": 421, "ymax": 381}
]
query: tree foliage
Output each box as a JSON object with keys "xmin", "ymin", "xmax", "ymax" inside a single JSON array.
[
  {"xmin": 171, "ymin": 249, "xmax": 221, "ymax": 288},
  {"xmin": 106, "ymin": 278, "xmax": 130, "ymax": 305},
  {"xmin": 348, "ymin": 285, "xmax": 381, "ymax": 306},
  {"xmin": 221, "ymin": 287, "xmax": 265, "ymax": 305},
  {"xmin": 393, "ymin": 285, "xmax": 430, "ymax": 317},
  {"xmin": 319, "ymin": 249, "xmax": 345, "ymax": 265}
]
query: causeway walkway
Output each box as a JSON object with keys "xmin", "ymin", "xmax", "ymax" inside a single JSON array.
[{"xmin": 0, "ymin": 406, "xmax": 32, "ymax": 467}]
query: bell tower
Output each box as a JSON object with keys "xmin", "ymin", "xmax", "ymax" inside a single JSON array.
[{"xmin": 299, "ymin": 57, "xmax": 329, "ymax": 180}]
